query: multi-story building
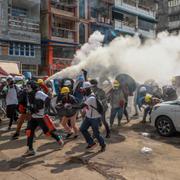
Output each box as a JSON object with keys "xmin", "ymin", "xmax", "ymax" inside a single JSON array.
[
  {"xmin": 157, "ymin": 0, "xmax": 180, "ymax": 34},
  {"xmin": 0, "ymin": 0, "xmax": 41, "ymax": 75},
  {"xmin": 41, "ymin": 0, "xmax": 79, "ymax": 75},
  {"xmin": 89, "ymin": 0, "xmax": 114, "ymax": 34},
  {"xmin": 112, "ymin": 0, "xmax": 157, "ymax": 39},
  {"xmin": 156, "ymin": 0, "xmax": 168, "ymax": 33},
  {"xmin": 41, "ymin": 0, "xmax": 158, "ymax": 75},
  {"xmin": 168, "ymin": 0, "xmax": 180, "ymax": 34}
]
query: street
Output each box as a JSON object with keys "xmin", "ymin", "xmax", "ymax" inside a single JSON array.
[{"xmin": 0, "ymin": 118, "xmax": 180, "ymax": 180}]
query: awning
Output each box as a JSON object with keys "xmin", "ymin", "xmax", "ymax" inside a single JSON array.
[
  {"xmin": 0, "ymin": 67, "xmax": 9, "ymax": 76},
  {"xmin": 0, "ymin": 62, "xmax": 20, "ymax": 75}
]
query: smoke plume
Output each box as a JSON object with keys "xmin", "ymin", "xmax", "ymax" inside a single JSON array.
[{"xmin": 47, "ymin": 31, "xmax": 180, "ymax": 85}]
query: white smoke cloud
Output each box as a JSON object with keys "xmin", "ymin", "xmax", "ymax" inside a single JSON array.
[{"xmin": 47, "ymin": 31, "xmax": 180, "ymax": 85}]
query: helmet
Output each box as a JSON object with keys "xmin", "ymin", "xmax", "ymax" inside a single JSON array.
[
  {"xmin": 139, "ymin": 86, "xmax": 147, "ymax": 93},
  {"xmin": 37, "ymin": 79, "xmax": 44, "ymax": 84},
  {"xmin": 64, "ymin": 80, "xmax": 72, "ymax": 86},
  {"xmin": 90, "ymin": 79, "xmax": 98, "ymax": 86},
  {"xmin": 1, "ymin": 78, "xmax": 6, "ymax": 83},
  {"xmin": 113, "ymin": 80, "xmax": 120, "ymax": 87},
  {"xmin": 61, "ymin": 87, "xmax": 70, "ymax": 94},
  {"xmin": 82, "ymin": 81, "xmax": 92, "ymax": 89},
  {"xmin": 7, "ymin": 75, "xmax": 14, "ymax": 82},
  {"xmin": 145, "ymin": 94, "xmax": 152, "ymax": 103}
]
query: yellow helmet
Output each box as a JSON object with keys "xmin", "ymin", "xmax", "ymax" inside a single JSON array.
[
  {"xmin": 37, "ymin": 79, "xmax": 44, "ymax": 84},
  {"xmin": 61, "ymin": 87, "xmax": 70, "ymax": 94},
  {"xmin": 113, "ymin": 80, "xmax": 120, "ymax": 87},
  {"xmin": 145, "ymin": 94, "xmax": 152, "ymax": 103}
]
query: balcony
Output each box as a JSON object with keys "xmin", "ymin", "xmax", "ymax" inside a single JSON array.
[
  {"xmin": 114, "ymin": 20, "xmax": 155, "ymax": 38},
  {"xmin": 8, "ymin": 15, "xmax": 39, "ymax": 33},
  {"xmin": 51, "ymin": 26, "xmax": 75, "ymax": 43},
  {"xmin": 169, "ymin": 21, "xmax": 180, "ymax": 30},
  {"xmin": 50, "ymin": 0, "xmax": 77, "ymax": 18},
  {"xmin": 114, "ymin": 0, "xmax": 156, "ymax": 20},
  {"xmin": 114, "ymin": 19, "xmax": 136, "ymax": 34},
  {"xmin": 169, "ymin": 6, "xmax": 180, "ymax": 15}
]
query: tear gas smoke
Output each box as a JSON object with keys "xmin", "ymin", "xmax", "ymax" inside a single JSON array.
[{"xmin": 47, "ymin": 31, "xmax": 180, "ymax": 85}]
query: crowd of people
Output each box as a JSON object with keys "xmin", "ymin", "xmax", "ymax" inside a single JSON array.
[{"xmin": 0, "ymin": 72, "xmax": 178, "ymax": 157}]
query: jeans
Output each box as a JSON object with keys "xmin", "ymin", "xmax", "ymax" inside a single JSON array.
[
  {"xmin": 110, "ymin": 107, "xmax": 123, "ymax": 126},
  {"xmin": 143, "ymin": 106, "xmax": 152, "ymax": 122},
  {"xmin": 80, "ymin": 117, "xmax": 105, "ymax": 147}
]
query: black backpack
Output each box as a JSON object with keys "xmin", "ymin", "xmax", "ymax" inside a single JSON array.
[{"xmin": 90, "ymin": 95, "xmax": 104, "ymax": 115}]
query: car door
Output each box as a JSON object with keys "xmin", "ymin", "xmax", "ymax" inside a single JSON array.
[{"xmin": 174, "ymin": 101, "xmax": 180, "ymax": 131}]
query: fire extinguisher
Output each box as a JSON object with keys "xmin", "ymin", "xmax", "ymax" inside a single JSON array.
[{"xmin": 43, "ymin": 114, "xmax": 56, "ymax": 132}]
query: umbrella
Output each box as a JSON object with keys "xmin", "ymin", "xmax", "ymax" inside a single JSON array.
[{"xmin": 115, "ymin": 74, "xmax": 137, "ymax": 94}]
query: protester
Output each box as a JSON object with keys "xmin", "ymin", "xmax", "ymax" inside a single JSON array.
[
  {"xmin": 108, "ymin": 80, "xmax": 125, "ymax": 127},
  {"xmin": 12, "ymin": 84, "xmax": 31, "ymax": 139},
  {"xmin": 80, "ymin": 82, "xmax": 106, "ymax": 152},
  {"xmin": 90, "ymin": 79, "xmax": 110, "ymax": 138},
  {"xmin": 57, "ymin": 87, "xmax": 79, "ymax": 139},
  {"xmin": 6, "ymin": 76, "xmax": 19, "ymax": 130},
  {"xmin": 24, "ymin": 81, "xmax": 64, "ymax": 156},
  {"xmin": 141, "ymin": 93, "xmax": 161, "ymax": 123}
]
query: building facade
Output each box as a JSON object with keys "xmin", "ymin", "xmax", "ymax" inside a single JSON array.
[
  {"xmin": 41, "ymin": 0, "xmax": 79, "ymax": 75},
  {"xmin": 112, "ymin": 0, "xmax": 157, "ymax": 39},
  {"xmin": 157, "ymin": 0, "xmax": 180, "ymax": 34},
  {"xmin": 0, "ymin": 0, "xmax": 41, "ymax": 75},
  {"xmin": 168, "ymin": 0, "xmax": 180, "ymax": 33}
]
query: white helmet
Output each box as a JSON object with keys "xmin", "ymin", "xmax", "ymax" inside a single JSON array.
[
  {"xmin": 64, "ymin": 80, "xmax": 72, "ymax": 86},
  {"xmin": 82, "ymin": 81, "xmax": 92, "ymax": 89},
  {"xmin": 102, "ymin": 80, "xmax": 109, "ymax": 85},
  {"xmin": 139, "ymin": 86, "xmax": 147, "ymax": 93}
]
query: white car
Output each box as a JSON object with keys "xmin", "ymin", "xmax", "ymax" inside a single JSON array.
[{"xmin": 151, "ymin": 100, "xmax": 180, "ymax": 136}]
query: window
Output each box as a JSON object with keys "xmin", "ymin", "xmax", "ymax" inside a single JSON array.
[
  {"xmin": 20, "ymin": 44, "xmax": 25, "ymax": 56},
  {"xmin": 168, "ymin": 0, "xmax": 180, "ymax": 7},
  {"xmin": 53, "ymin": 47, "xmax": 75, "ymax": 59},
  {"xmin": 25, "ymin": 44, "xmax": 30, "ymax": 56},
  {"xmin": 30, "ymin": 45, "xmax": 35, "ymax": 56},
  {"xmin": 11, "ymin": 7, "xmax": 27, "ymax": 17},
  {"xmin": 9, "ymin": 43, "xmax": 14, "ymax": 55},
  {"xmin": 15, "ymin": 44, "xmax": 19, "ymax": 55},
  {"xmin": 79, "ymin": 23, "xmax": 85, "ymax": 44},
  {"xmin": 9, "ymin": 42, "xmax": 35, "ymax": 57},
  {"xmin": 79, "ymin": 0, "xmax": 85, "ymax": 18}
]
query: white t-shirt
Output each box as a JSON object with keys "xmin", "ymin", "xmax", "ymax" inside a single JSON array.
[
  {"xmin": 6, "ymin": 86, "xmax": 19, "ymax": 105},
  {"xmin": 84, "ymin": 94, "xmax": 101, "ymax": 119},
  {"xmin": 32, "ymin": 91, "xmax": 48, "ymax": 118}
]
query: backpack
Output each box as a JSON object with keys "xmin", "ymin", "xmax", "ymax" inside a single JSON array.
[
  {"xmin": 14, "ymin": 85, "xmax": 24, "ymax": 104},
  {"xmin": 90, "ymin": 95, "xmax": 104, "ymax": 115}
]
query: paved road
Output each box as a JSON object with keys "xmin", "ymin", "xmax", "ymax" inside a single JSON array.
[{"xmin": 0, "ymin": 118, "xmax": 180, "ymax": 180}]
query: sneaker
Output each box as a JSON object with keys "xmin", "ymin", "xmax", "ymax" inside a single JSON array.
[
  {"xmin": 100, "ymin": 144, "xmax": 106, "ymax": 152},
  {"xmin": 12, "ymin": 132, "xmax": 19, "ymax": 140},
  {"xmin": 65, "ymin": 133, "xmax": 73, "ymax": 139},
  {"xmin": 86, "ymin": 142, "xmax": 97, "ymax": 150},
  {"xmin": 58, "ymin": 139, "xmax": 64, "ymax": 147},
  {"xmin": 23, "ymin": 149, "xmax": 35, "ymax": 157}
]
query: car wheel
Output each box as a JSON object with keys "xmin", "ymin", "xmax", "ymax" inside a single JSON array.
[{"xmin": 155, "ymin": 116, "xmax": 175, "ymax": 137}]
